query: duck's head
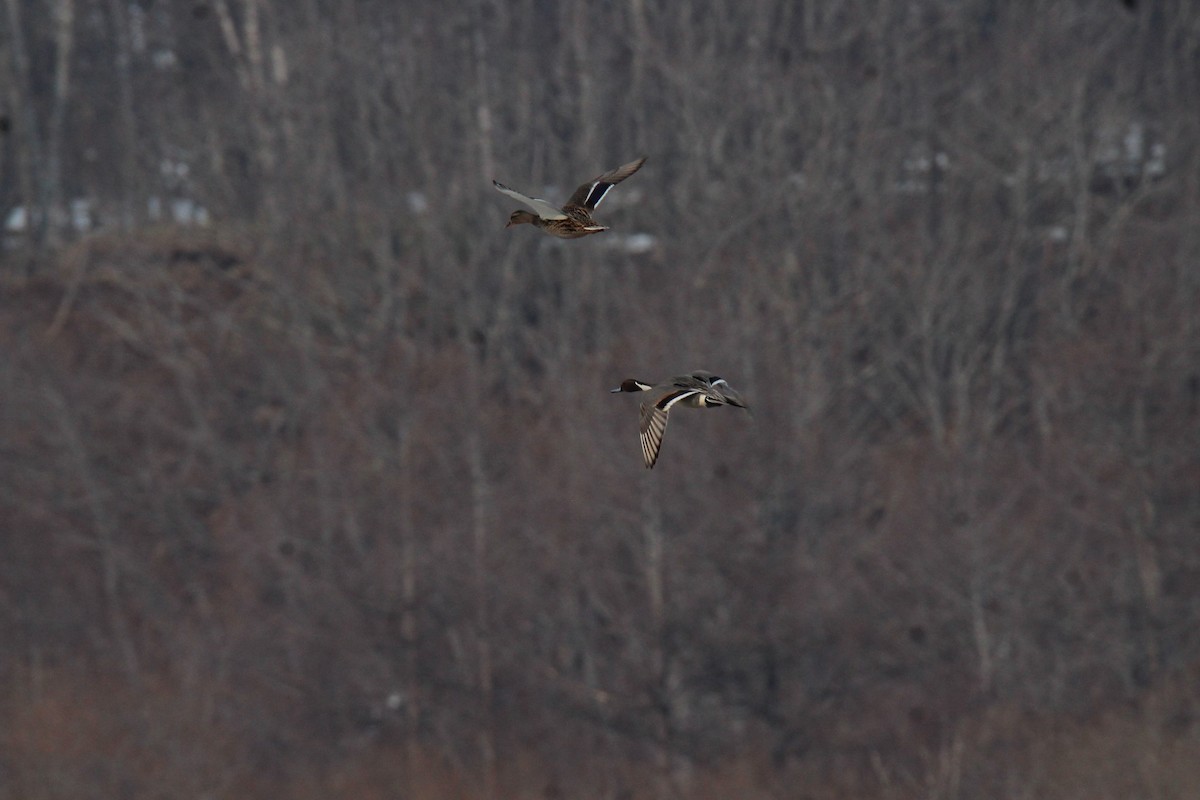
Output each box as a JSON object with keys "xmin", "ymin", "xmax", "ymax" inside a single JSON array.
[
  {"xmin": 610, "ymin": 379, "xmax": 653, "ymax": 393},
  {"xmin": 506, "ymin": 210, "xmax": 538, "ymax": 228}
]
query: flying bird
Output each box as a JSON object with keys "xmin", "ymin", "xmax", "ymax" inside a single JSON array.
[
  {"xmin": 493, "ymin": 157, "xmax": 647, "ymax": 239},
  {"xmin": 610, "ymin": 371, "xmax": 748, "ymax": 469}
]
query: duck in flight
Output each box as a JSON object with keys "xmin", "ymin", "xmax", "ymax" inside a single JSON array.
[
  {"xmin": 610, "ymin": 370, "xmax": 748, "ymax": 469},
  {"xmin": 493, "ymin": 157, "xmax": 647, "ymax": 239}
]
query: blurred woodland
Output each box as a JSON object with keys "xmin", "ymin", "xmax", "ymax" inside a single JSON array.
[{"xmin": 2, "ymin": 1, "xmax": 1199, "ymax": 798}]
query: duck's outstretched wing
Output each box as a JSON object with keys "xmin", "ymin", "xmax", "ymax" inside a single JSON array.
[
  {"xmin": 639, "ymin": 401, "xmax": 670, "ymax": 469},
  {"xmin": 638, "ymin": 387, "xmax": 701, "ymax": 469},
  {"xmin": 492, "ymin": 181, "xmax": 569, "ymax": 220},
  {"xmin": 565, "ymin": 157, "xmax": 647, "ymax": 211}
]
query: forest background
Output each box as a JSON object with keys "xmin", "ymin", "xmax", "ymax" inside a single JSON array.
[{"xmin": 2, "ymin": 1, "xmax": 1199, "ymax": 798}]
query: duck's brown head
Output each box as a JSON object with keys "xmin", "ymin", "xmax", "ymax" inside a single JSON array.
[
  {"xmin": 506, "ymin": 210, "xmax": 538, "ymax": 228},
  {"xmin": 610, "ymin": 379, "xmax": 653, "ymax": 393}
]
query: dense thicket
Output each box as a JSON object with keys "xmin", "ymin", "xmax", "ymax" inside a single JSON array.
[{"xmin": 2, "ymin": 2, "xmax": 1198, "ymax": 798}]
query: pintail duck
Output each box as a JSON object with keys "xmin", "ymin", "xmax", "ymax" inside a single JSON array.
[
  {"xmin": 610, "ymin": 370, "xmax": 748, "ymax": 469},
  {"xmin": 493, "ymin": 157, "xmax": 647, "ymax": 239}
]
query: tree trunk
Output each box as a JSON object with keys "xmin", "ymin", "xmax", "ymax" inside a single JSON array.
[
  {"xmin": 640, "ymin": 472, "xmax": 674, "ymax": 798},
  {"xmin": 397, "ymin": 417, "xmax": 423, "ymax": 789},
  {"xmin": 4, "ymin": 0, "xmax": 45, "ymax": 255},
  {"xmin": 467, "ymin": 426, "xmax": 498, "ymax": 800},
  {"xmin": 105, "ymin": 0, "xmax": 138, "ymax": 229},
  {"xmin": 44, "ymin": 0, "xmax": 75, "ymax": 246}
]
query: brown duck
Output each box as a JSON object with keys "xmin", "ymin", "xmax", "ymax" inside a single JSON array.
[{"xmin": 493, "ymin": 157, "xmax": 647, "ymax": 239}]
